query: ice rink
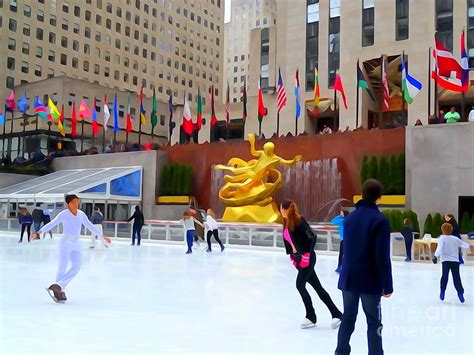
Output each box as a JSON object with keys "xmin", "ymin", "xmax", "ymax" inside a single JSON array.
[{"xmin": 1, "ymin": 234, "xmax": 473, "ymax": 355}]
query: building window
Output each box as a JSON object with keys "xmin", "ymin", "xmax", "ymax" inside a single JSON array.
[
  {"xmin": 9, "ymin": 18, "xmax": 17, "ymax": 31},
  {"xmin": 23, "ymin": 24, "xmax": 30, "ymax": 36},
  {"xmin": 468, "ymin": 0, "xmax": 474, "ymax": 67},
  {"xmin": 63, "ymin": 3, "xmax": 69, "ymax": 13},
  {"xmin": 61, "ymin": 36, "xmax": 68, "ymax": 48},
  {"xmin": 24, "ymin": 5, "xmax": 31, "ymax": 17},
  {"xmin": 8, "ymin": 38, "xmax": 16, "ymax": 51},
  {"xmin": 61, "ymin": 54, "xmax": 67, "ymax": 65},
  {"xmin": 62, "ymin": 19, "xmax": 68, "ymax": 30},
  {"xmin": 396, "ymin": 0, "xmax": 409, "ymax": 40},
  {"xmin": 328, "ymin": 0, "xmax": 340, "ymax": 87},
  {"xmin": 6, "ymin": 77, "xmax": 14, "ymax": 89},
  {"xmin": 50, "ymin": 15, "xmax": 56, "ymax": 26},
  {"xmin": 36, "ymin": 28, "xmax": 43, "ymax": 40},
  {"xmin": 36, "ymin": 46, "xmax": 43, "ymax": 58},
  {"xmin": 49, "ymin": 32, "xmax": 56, "ymax": 44},
  {"xmin": 21, "ymin": 61, "xmax": 29, "ymax": 74},
  {"xmin": 47, "ymin": 69, "xmax": 54, "ymax": 78},
  {"xmin": 7, "ymin": 57, "xmax": 15, "ymax": 70},
  {"xmin": 37, "ymin": 9, "xmax": 44, "ymax": 22},
  {"xmin": 72, "ymin": 57, "xmax": 78, "ymax": 68},
  {"xmin": 306, "ymin": 0, "xmax": 319, "ymax": 90},
  {"xmin": 436, "ymin": 0, "xmax": 453, "ymax": 51},
  {"xmin": 362, "ymin": 0, "xmax": 375, "ymax": 47},
  {"xmin": 48, "ymin": 50, "xmax": 55, "ymax": 62},
  {"xmin": 260, "ymin": 28, "xmax": 270, "ymax": 88},
  {"xmin": 35, "ymin": 65, "xmax": 42, "ymax": 77}
]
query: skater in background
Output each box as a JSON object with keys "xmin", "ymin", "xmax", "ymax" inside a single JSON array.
[
  {"xmin": 336, "ymin": 179, "xmax": 393, "ymax": 355},
  {"xmin": 42, "ymin": 208, "xmax": 53, "ymax": 239},
  {"xmin": 32, "ymin": 207, "xmax": 44, "ymax": 234},
  {"xmin": 127, "ymin": 206, "xmax": 144, "ymax": 246},
  {"xmin": 280, "ymin": 200, "xmax": 342, "ymax": 329},
  {"xmin": 182, "ymin": 210, "xmax": 203, "ymax": 254},
  {"xmin": 30, "ymin": 194, "xmax": 111, "ymax": 303},
  {"xmin": 433, "ymin": 223, "xmax": 470, "ymax": 303},
  {"xmin": 331, "ymin": 210, "xmax": 347, "ymax": 273},
  {"xmin": 401, "ymin": 218, "xmax": 413, "ymax": 262},
  {"xmin": 89, "ymin": 206, "xmax": 104, "ymax": 249},
  {"xmin": 18, "ymin": 208, "xmax": 33, "ymax": 243},
  {"xmin": 204, "ymin": 209, "xmax": 225, "ymax": 252}
]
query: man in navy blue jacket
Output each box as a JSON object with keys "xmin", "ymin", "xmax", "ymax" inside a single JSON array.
[{"xmin": 335, "ymin": 179, "xmax": 393, "ymax": 355}]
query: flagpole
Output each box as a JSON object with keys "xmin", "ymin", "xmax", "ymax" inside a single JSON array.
[
  {"xmin": 19, "ymin": 112, "xmax": 26, "ymax": 153},
  {"xmin": 402, "ymin": 52, "xmax": 407, "ymax": 123},
  {"xmin": 2, "ymin": 113, "xmax": 6, "ymax": 156},
  {"xmin": 80, "ymin": 120, "xmax": 85, "ymax": 152},
  {"xmin": 277, "ymin": 112, "xmax": 280, "ymax": 137},
  {"xmin": 125, "ymin": 129, "xmax": 129, "ymax": 148},
  {"xmin": 295, "ymin": 113, "xmax": 298, "ymax": 136},
  {"xmin": 47, "ymin": 121, "xmax": 52, "ymax": 155},
  {"xmin": 428, "ymin": 47, "xmax": 432, "ymax": 117},
  {"xmin": 102, "ymin": 124, "xmax": 106, "ymax": 153},
  {"xmin": 138, "ymin": 118, "xmax": 142, "ymax": 146},
  {"xmin": 356, "ymin": 60, "xmax": 360, "ymax": 128}
]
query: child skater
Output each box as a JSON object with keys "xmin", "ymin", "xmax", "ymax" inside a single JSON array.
[
  {"xmin": 280, "ymin": 200, "xmax": 343, "ymax": 329},
  {"xmin": 181, "ymin": 210, "xmax": 203, "ymax": 254},
  {"xmin": 31, "ymin": 194, "xmax": 111, "ymax": 303},
  {"xmin": 204, "ymin": 209, "xmax": 225, "ymax": 252},
  {"xmin": 433, "ymin": 223, "xmax": 470, "ymax": 303}
]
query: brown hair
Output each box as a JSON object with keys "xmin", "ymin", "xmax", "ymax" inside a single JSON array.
[
  {"xmin": 441, "ymin": 223, "xmax": 453, "ymax": 235},
  {"xmin": 183, "ymin": 210, "xmax": 192, "ymax": 220},
  {"xmin": 207, "ymin": 209, "xmax": 216, "ymax": 219},
  {"xmin": 281, "ymin": 200, "xmax": 302, "ymax": 232},
  {"xmin": 362, "ymin": 179, "xmax": 383, "ymax": 202}
]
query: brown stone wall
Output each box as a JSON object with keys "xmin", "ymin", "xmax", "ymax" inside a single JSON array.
[{"xmin": 163, "ymin": 128, "xmax": 405, "ymax": 209}]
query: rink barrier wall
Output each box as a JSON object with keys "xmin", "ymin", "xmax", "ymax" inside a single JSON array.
[{"xmin": 4, "ymin": 217, "xmax": 468, "ymax": 264}]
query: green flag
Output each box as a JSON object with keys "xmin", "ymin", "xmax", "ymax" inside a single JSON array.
[
  {"xmin": 357, "ymin": 61, "xmax": 376, "ymax": 102},
  {"xmin": 196, "ymin": 87, "xmax": 202, "ymax": 131},
  {"xmin": 151, "ymin": 88, "xmax": 157, "ymax": 129}
]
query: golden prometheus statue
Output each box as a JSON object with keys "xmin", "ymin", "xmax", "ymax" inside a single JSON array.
[{"xmin": 215, "ymin": 134, "xmax": 302, "ymax": 223}]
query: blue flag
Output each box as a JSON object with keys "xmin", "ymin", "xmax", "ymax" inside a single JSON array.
[
  {"xmin": 18, "ymin": 94, "xmax": 29, "ymax": 113},
  {"xmin": 113, "ymin": 94, "xmax": 119, "ymax": 132},
  {"xmin": 295, "ymin": 69, "xmax": 301, "ymax": 119}
]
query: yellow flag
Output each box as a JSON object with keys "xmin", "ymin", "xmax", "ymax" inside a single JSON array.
[
  {"xmin": 313, "ymin": 67, "xmax": 320, "ymax": 108},
  {"xmin": 57, "ymin": 119, "xmax": 65, "ymax": 136},
  {"xmin": 48, "ymin": 98, "xmax": 60, "ymax": 120}
]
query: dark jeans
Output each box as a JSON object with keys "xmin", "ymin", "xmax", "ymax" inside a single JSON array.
[
  {"xmin": 186, "ymin": 230, "xmax": 196, "ymax": 252},
  {"xmin": 404, "ymin": 235, "xmax": 413, "ymax": 260},
  {"xmin": 296, "ymin": 252, "xmax": 342, "ymax": 323},
  {"xmin": 33, "ymin": 221, "xmax": 42, "ymax": 233},
  {"xmin": 206, "ymin": 229, "xmax": 223, "ymax": 250},
  {"xmin": 42, "ymin": 216, "xmax": 52, "ymax": 238},
  {"xmin": 337, "ymin": 240, "xmax": 344, "ymax": 269},
  {"xmin": 19, "ymin": 223, "xmax": 32, "ymax": 242},
  {"xmin": 441, "ymin": 261, "xmax": 464, "ymax": 294},
  {"xmin": 336, "ymin": 291, "xmax": 383, "ymax": 355},
  {"xmin": 132, "ymin": 225, "xmax": 143, "ymax": 245}
]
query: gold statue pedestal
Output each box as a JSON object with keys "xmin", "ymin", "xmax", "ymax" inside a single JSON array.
[{"xmin": 222, "ymin": 203, "xmax": 283, "ymax": 224}]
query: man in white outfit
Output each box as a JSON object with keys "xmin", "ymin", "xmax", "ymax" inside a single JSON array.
[{"xmin": 31, "ymin": 194, "xmax": 111, "ymax": 303}]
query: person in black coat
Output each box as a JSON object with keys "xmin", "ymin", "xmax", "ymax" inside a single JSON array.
[
  {"xmin": 280, "ymin": 200, "xmax": 342, "ymax": 330},
  {"xmin": 336, "ymin": 179, "xmax": 393, "ymax": 355},
  {"xmin": 127, "ymin": 206, "xmax": 145, "ymax": 246},
  {"xmin": 401, "ymin": 218, "xmax": 413, "ymax": 262}
]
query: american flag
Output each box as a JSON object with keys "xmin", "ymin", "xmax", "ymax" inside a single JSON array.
[
  {"xmin": 381, "ymin": 56, "xmax": 390, "ymax": 111},
  {"xmin": 277, "ymin": 68, "xmax": 287, "ymax": 113}
]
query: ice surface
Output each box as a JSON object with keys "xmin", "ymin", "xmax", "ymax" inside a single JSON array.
[{"xmin": 0, "ymin": 234, "xmax": 473, "ymax": 354}]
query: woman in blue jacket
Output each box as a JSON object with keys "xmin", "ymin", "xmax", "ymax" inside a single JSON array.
[
  {"xmin": 18, "ymin": 208, "xmax": 33, "ymax": 243},
  {"xmin": 331, "ymin": 210, "xmax": 347, "ymax": 273}
]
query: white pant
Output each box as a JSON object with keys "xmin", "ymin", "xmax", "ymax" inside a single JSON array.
[
  {"xmin": 90, "ymin": 224, "xmax": 103, "ymax": 247},
  {"xmin": 56, "ymin": 237, "xmax": 82, "ymax": 290}
]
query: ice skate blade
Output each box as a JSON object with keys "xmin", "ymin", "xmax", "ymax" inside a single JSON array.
[{"xmin": 45, "ymin": 288, "xmax": 60, "ymax": 303}]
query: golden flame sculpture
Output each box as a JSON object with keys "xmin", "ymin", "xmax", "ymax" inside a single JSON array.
[{"xmin": 215, "ymin": 134, "xmax": 302, "ymax": 223}]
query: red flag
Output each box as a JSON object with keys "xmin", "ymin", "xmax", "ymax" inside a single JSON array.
[
  {"xmin": 145, "ymin": 140, "xmax": 153, "ymax": 150},
  {"xmin": 6, "ymin": 90, "xmax": 16, "ymax": 111},
  {"xmin": 381, "ymin": 57, "xmax": 390, "ymax": 111},
  {"xmin": 432, "ymin": 38, "xmax": 467, "ymax": 92},
  {"xmin": 125, "ymin": 92, "xmax": 132, "ymax": 133},
  {"xmin": 92, "ymin": 99, "xmax": 100, "ymax": 136},
  {"xmin": 257, "ymin": 81, "xmax": 266, "ymax": 123},
  {"xmin": 210, "ymin": 85, "xmax": 218, "ymax": 127},
  {"xmin": 71, "ymin": 102, "xmax": 77, "ymax": 138},
  {"xmin": 181, "ymin": 97, "xmax": 194, "ymax": 136},
  {"xmin": 333, "ymin": 70, "xmax": 348, "ymax": 110}
]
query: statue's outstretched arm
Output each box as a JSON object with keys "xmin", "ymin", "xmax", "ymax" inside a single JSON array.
[
  {"xmin": 248, "ymin": 134, "xmax": 262, "ymax": 157},
  {"xmin": 278, "ymin": 155, "xmax": 302, "ymax": 165}
]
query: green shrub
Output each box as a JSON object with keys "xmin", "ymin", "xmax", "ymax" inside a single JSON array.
[
  {"xmin": 159, "ymin": 163, "xmax": 193, "ymax": 196},
  {"xmin": 394, "ymin": 154, "xmax": 405, "ymax": 195},
  {"xmin": 368, "ymin": 156, "xmax": 378, "ymax": 181},
  {"xmin": 360, "ymin": 155, "xmax": 369, "ymax": 187},
  {"xmin": 423, "ymin": 213, "xmax": 433, "ymax": 237},
  {"xmin": 460, "ymin": 212, "xmax": 471, "ymax": 234},
  {"xmin": 432, "ymin": 213, "xmax": 443, "ymax": 238},
  {"xmin": 378, "ymin": 156, "xmax": 389, "ymax": 192}
]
